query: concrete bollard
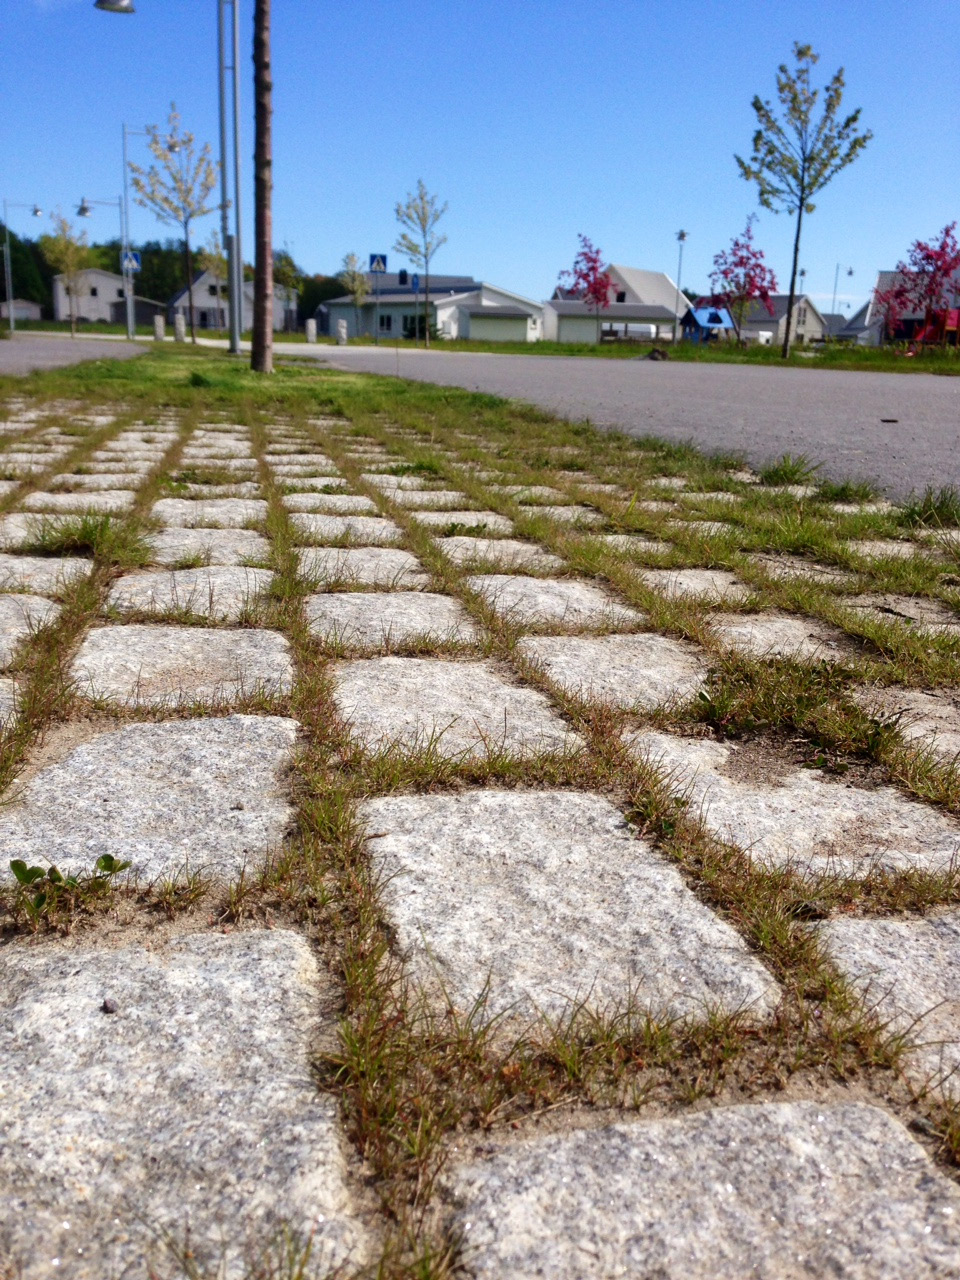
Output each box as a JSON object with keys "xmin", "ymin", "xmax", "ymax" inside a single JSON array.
[
  {"xmin": 174, "ymin": 313, "xmax": 186, "ymax": 343},
  {"xmin": 337, "ymin": 319, "xmax": 348, "ymax": 345},
  {"xmin": 153, "ymin": 315, "xmax": 166, "ymax": 342},
  {"xmin": 305, "ymin": 318, "xmax": 317, "ymax": 344}
]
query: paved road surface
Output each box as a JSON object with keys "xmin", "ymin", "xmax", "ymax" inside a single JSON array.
[
  {"xmin": 284, "ymin": 344, "xmax": 960, "ymax": 498},
  {"xmin": 0, "ymin": 335, "xmax": 146, "ymax": 376}
]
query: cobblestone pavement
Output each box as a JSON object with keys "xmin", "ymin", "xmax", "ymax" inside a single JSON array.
[{"xmin": 1, "ymin": 385, "xmax": 960, "ymax": 1277}]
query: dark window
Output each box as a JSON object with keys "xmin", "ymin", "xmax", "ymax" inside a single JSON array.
[
  {"xmin": 208, "ymin": 284, "xmax": 218, "ymax": 296},
  {"xmin": 117, "ymin": 289, "xmax": 123, "ymax": 298},
  {"xmin": 379, "ymin": 313, "xmax": 392, "ymax": 332},
  {"xmin": 616, "ymin": 291, "xmax": 626, "ymax": 303},
  {"xmin": 90, "ymin": 286, "xmax": 98, "ymax": 297},
  {"xmin": 398, "ymin": 269, "xmax": 408, "ymax": 285}
]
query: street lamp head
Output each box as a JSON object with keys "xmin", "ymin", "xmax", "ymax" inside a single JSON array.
[
  {"xmin": 31, "ymin": 205, "xmax": 42, "ymax": 218},
  {"xmin": 76, "ymin": 198, "xmax": 92, "ymax": 218},
  {"xmin": 676, "ymin": 229, "xmax": 688, "ymax": 242},
  {"xmin": 94, "ymin": 0, "xmax": 135, "ymax": 12}
]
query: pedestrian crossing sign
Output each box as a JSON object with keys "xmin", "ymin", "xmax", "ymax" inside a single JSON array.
[{"xmin": 369, "ymin": 254, "xmax": 387, "ymax": 273}]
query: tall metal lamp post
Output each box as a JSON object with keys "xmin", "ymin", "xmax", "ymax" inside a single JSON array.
[
  {"xmin": 831, "ymin": 265, "xmax": 854, "ymax": 321},
  {"xmin": 76, "ymin": 195, "xmax": 128, "ymax": 332},
  {"xmin": 94, "ymin": 0, "xmax": 243, "ymax": 353},
  {"xmin": 2, "ymin": 201, "xmax": 42, "ymax": 334},
  {"xmin": 672, "ymin": 229, "xmax": 688, "ymax": 344}
]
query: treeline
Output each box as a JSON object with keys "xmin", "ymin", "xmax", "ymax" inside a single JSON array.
[{"xmin": 1, "ymin": 223, "xmax": 343, "ymax": 322}]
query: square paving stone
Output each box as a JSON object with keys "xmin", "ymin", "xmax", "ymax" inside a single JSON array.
[
  {"xmin": 843, "ymin": 592, "xmax": 960, "ymax": 635},
  {"xmin": 362, "ymin": 473, "xmax": 435, "ymax": 491},
  {"xmin": 180, "ymin": 481, "xmax": 263, "ymax": 498},
  {"xmin": 150, "ymin": 497, "xmax": 268, "ymax": 528},
  {"xmin": 0, "ymin": 593, "xmax": 60, "ymax": 664},
  {"xmin": 51, "ymin": 472, "xmax": 145, "ymax": 491},
  {"xmin": 389, "ymin": 488, "xmax": 470, "ymax": 509},
  {"xmin": 0, "ymin": 929, "xmax": 368, "ymax": 1277},
  {"xmin": 71, "ymin": 625, "xmax": 293, "ymax": 706},
  {"xmin": 640, "ymin": 567, "xmax": 751, "ymax": 603},
  {"xmin": 306, "ymin": 591, "xmax": 479, "ymax": 648},
  {"xmin": 747, "ymin": 553, "xmax": 859, "ymax": 588},
  {"xmin": 820, "ymin": 912, "xmax": 960, "ymax": 1101},
  {"xmin": 283, "ymin": 492, "xmax": 377, "ymax": 514},
  {"xmin": 297, "ymin": 546, "xmax": 428, "ymax": 588},
  {"xmin": 290, "ymin": 512, "xmax": 402, "ymax": 545},
  {"xmin": 362, "ymin": 790, "xmax": 777, "ymax": 1022},
  {"xmin": 21, "ymin": 489, "xmax": 136, "ymax": 513},
  {"xmin": 710, "ymin": 611, "xmax": 852, "ymax": 661},
  {"xmin": 437, "ymin": 537, "xmax": 564, "ymax": 572},
  {"xmin": 411, "ymin": 509, "xmax": 514, "ymax": 535},
  {"xmin": 518, "ymin": 633, "xmax": 706, "ymax": 708},
  {"xmin": 447, "ymin": 1101, "xmax": 960, "ymax": 1280},
  {"xmin": 855, "ymin": 686, "xmax": 960, "ymax": 760},
  {"xmin": 665, "ymin": 518, "xmax": 739, "ymax": 539},
  {"xmin": 106, "ymin": 567, "xmax": 274, "ymax": 621},
  {"xmin": 0, "ymin": 553, "xmax": 90, "ymax": 596},
  {"xmin": 333, "ymin": 657, "xmax": 579, "ymax": 758},
  {"xmin": 147, "ymin": 527, "xmax": 270, "ymax": 567},
  {"xmin": 631, "ymin": 730, "xmax": 960, "ymax": 876},
  {"xmin": 845, "ymin": 539, "xmax": 932, "ymax": 560},
  {"xmin": 466, "ymin": 575, "xmax": 643, "ymax": 630},
  {"xmin": 524, "ymin": 503, "xmax": 604, "ymax": 526},
  {"xmin": 280, "ymin": 475, "xmax": 348, "ymax": 491},
  {"xmin": 0, "ymin": 714, "xmax": 296, "ymax": 880},
  {"xmin": 594, "ymin": 534, "xmax": 671, "ymax": 556},
  {"xmin": 270, "ymin": 461, "xmax": 339, "ymax": 477}
]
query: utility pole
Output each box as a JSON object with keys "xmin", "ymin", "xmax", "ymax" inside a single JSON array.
[{"xmin": 251, "ymin": 0, "xmax": 273, "ymax": 372}]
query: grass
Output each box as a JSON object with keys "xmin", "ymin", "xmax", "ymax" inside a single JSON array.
[{"xmin": 3, "ymin": 347, "xmax": 960, "ymax": 1274}]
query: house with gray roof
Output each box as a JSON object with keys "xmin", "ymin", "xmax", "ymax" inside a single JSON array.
[
  {"xmin": 544, "ymin": 264, "xmax": 686, "ymax": 343},
  {"xmin": 737, "ymin": 294, "xmax": 827, "ymax": 346}
]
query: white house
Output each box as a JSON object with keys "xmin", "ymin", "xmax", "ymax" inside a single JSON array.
[
  {"xmin": 738, "ymin": 294, "xmax": 828, "ymax": 346},
  {"xmin": 320, "ymin": 272, "xmax": 542, "ymax": 342},
  {"xmin": 0, "ymin": 298, "xmax": 42, "ymax": 323},
  {"xmin": 543, "ymin": 264, "xmax": 687, "ymax": 343},
  {"xmin": 53, "ymin": 268, "xmax": 126, "ymax": 323},
  {"xmin": 168, "ymin": 269, "xmax": 295, "ymax": 332}
]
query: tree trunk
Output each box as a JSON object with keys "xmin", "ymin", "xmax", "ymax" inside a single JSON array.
[
  {"xmin": 251, "ymin": 0, "xmax": 274, "ymax": 373},
  {"xmin": 423, "ymin": 259, "xmax": 430, "ymax": 349},
  {"xmin": 781, "ymin": 200, "xmax": 805, "ymax": 360},
  {"xmin": 69, "ymin": 286, "xmax": 77, "ymax": 339},
  {"xmin": 184, "ymin": 229, "xmax": 197, "ymax": 344}
]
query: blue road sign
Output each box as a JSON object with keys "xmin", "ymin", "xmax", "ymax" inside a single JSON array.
[
  {"xmin": 369, "ymin": 254, "xmax": 387, "ymax": 273},
  {"xmin": 411, "ymin": 273, "xmax": 420, "ymax": 292},
  {"xmin": 122, "ymin": 250, "xmax": 141, "ymax": 273}
]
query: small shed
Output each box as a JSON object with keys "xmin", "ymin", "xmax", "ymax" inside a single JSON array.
[{"xmin": 681, "ymin": 306, "xmax": 736, "ymax": 344}]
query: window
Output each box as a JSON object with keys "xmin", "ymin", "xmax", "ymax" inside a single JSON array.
[
  {"xmin": 117, "ymin": 289, "xmax": 123, "ymax": 298},
  {"xmin": 379, "ymin": 314, "xmax": 392, "ymax": 332},
  {"xmin": 616, "ymin": 291, "xmax": 626, "ymax": 303},
  {"xmin": 90, "ymin": 286, "xmax": 98, "ymax": 297},
  {"xmin": 797, "ymin": 305, "xmax": 807, "ymax": 325},
  {"xmin": 208, "ymin": 285, "xmax": 218, "ymax": 296}
]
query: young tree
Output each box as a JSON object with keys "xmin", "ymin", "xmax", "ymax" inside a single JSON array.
[
  {"xmin": 251, "ymin": 0, "xmax": 274, "ymax": 372},
  {"xmin": 273, "ymin": 246, "xmax": 302, "ymax": 333},
  {"xmin": 708, "ymin": 216, "xmax": 778, "ymax": 344},
  {"xmin": 39, "ymin": 214, "xmax": 93, "ymax": 337},
  {"xmin": 338, "ymin": 252, "xmax": 370, "ymax": 336},
  {"xmin": 736, "ymin": 42, "xmax": 872, "ymax": 358},
  {"xmin": 900, "ymin": 223, "xmax": 960, "ymax": 348},
  {"xmin": 129, "ymin": 104, "xmax": 218, "ymax": 345},
  {"xmin": 394, "ymin": 179, "xmax": 447, "ymax": 347},
  {"xmin": 558, "ymin": 234, "xmax": 613, "ymax": 342},
  {"xmin": 198, "ymin": 231, "xmax": 228, "ymax": 333}
]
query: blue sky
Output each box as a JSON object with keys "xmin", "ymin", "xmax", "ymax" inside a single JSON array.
[{"xmin": 2, "ymin": 0, "xmax": 957, "ymax": 314}]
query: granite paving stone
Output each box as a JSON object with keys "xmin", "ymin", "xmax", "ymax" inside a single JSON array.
[
  {"xmin": 0, "ymin": 553, "xmax": 90, "ymax": 595},
  {"xmin": 820, "ymin": 911, "xmax": 960, "ymax": 1101},
  {"xmin": 855, "ymin": 686, "xmax": 960, "ymax": 760},
  {"xmin": 843, "ymin": 592, "xmax": 960, "ymax": 634},
  {"xmin": 151, "ymin": 498, "xmax": 268, "ymax": 528},
  {"xmin": 436, "ymin": 536, "xmax": 564, "ymax": 572},
  {"xmin": 282, "ymin": 492, "xmax": 377, "ymax": 514},
  {"xmin": 466, "ymin": 574, "xmax": 643, "ymax": 629},
  {"xmin": 747, "ymin": 553, "xmax": 859, "ymax": 588},
  {"xmin": 279, "ymin": 475, "xmax": 348, "ymax": 491},
  {"xmin": 106, "ymin": 566, "xmax": 274, "ymax": 620},
  {"xmin": 51, "ymin": 472, "xmax": 145, "ymax": 491},
  {"xmin": 389, "ymin": 488, "xmax": 471, "ymax": 508},
  {"xmin": 0, "ymin": 593, "xmax": 60, "ymax": 663},
  {"xmin": 0, "ymin": 930, "xmax": 368, "ymax": 1277},
  {"xmin": 845, "ymin": 539, "xmax": 933, "ymax": 560},
  {"xmin": 362, "ymin": 789, "xmax": 778, "ymax": 1021},
  {"xmin": 639, "ymin": 567, "xmax": 752, "ymax": 603},
  {"xmin": 410, "ymin": 509, "xmax": 514, "ymax": 535},
  {"xmin": 147, "ymin": 527, "xmax": 270, "ymax": 567},
  {"xmin": 21, "ymin": 489, "xmax": 136, "ymax": 513},
  {"xmin": 71, "ymin": 625, "xmax": 294, "ymax": 706},
  {"xmin": 631, "ymin": 729, "xmax": 960, "ymax": 875},
  {"xmin": 296, "ymin": 546, "xmax": 428, "ymax": 588},
  {"xmin": 595, "ymin": 533, "xmax": 671, "ymax": 556},
  {"xmin": 290, "ymin": 512, "xmax": 402, "ymax": 545},
  {"xmin": 333, "ymin": 657, "xmax": 579, "ymax": 757},
  {"xmin": 0, "ymin": 714, "xmax": 296, "ymax": 880},
  {"xmin": 518, "ymin": 632, "xmax": 706, "ymax": 708},
  {"xmin": 524, "ymin": 503, "xmax": 604, "ymax": 526},
  {"xmin": 447, "ymin": 1102, "xmax": 960, "ymax": 1280},
  {"xmin": 710, "ymin": 611, "xmax": 852, "ymax": 661},
  {"xmin": 306, "ymin": 591, "xmax": 479, "ymax": 648}
]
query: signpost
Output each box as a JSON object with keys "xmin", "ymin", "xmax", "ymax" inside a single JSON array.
[
  {"xmin": 370, "ymin": 253, "xmax": 386, "ymax": 345},
  {"xmin": 122, "ymin": 250, "xmax": 141, "ymax": 273}
]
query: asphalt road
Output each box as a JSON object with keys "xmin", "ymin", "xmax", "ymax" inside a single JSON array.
[
  {"xmin": 0, "ymin": 335, "xmax": 146, "ymax": 376},
  {"xmin": 287, "ymin": 344, "xmax": 960, "ymax": 498}
]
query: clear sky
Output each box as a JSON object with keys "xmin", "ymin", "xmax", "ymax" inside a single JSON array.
[{"xmin": 2, "ymin": 0, "xmax": 957, "ymax": 315}]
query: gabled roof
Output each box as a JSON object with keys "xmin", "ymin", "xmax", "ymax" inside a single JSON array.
[
  {"xmin": 466, "ymin": 305, "xmax": 532, "ymax": 318},
  {"xmin": 684, "ymin": 306, "xmax": 736, "ymax": 329},
  {"xmin": 168, "ymin": 269, "xmax": 288, "ymax": 307},
  {"xmin": 739, "ymin": 294, "xmax": 826, "ymax": 326},
  {"xmin": 547, "ymin": 300, "xmax": 675, "ymax": 321},
  {"xmin": 609, "ymin": 266, "xmax": 685, "ymax": 313},
  {"xmin": 353, "ymin": 272, "xmax": 480, "ymax": 294},
  {"xmin": 53, "ymin": 267, "xmax": 124, "ymax": 284}
]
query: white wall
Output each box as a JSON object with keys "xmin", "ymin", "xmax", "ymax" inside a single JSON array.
[{"xmin": 53, "ymin": 270, "xmax": 124, "ymax": 323}]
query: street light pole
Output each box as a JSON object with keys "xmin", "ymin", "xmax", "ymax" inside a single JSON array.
[
  {"xmin": 673, "ymin": 229, "xmax": 688, "ymax": 345},
  {"xmin": 830, "ymin": 264, "xmax": 854, "ymax": 321},
  {"xmin": 2, "ymin": 200, "xmax": 42, "ymax": 335}
]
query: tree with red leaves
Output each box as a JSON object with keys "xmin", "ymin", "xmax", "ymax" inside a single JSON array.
[
  {"xmin": 874, "ymin": 224, "xmax": 960, "ymax": 348},
  {"xmin": 559, "ymin": 234, "xmax": 613, "ymax": 342},
  {"xmin": 708, "ymin": 216, "xmax": 778, "ymax": 345}
]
